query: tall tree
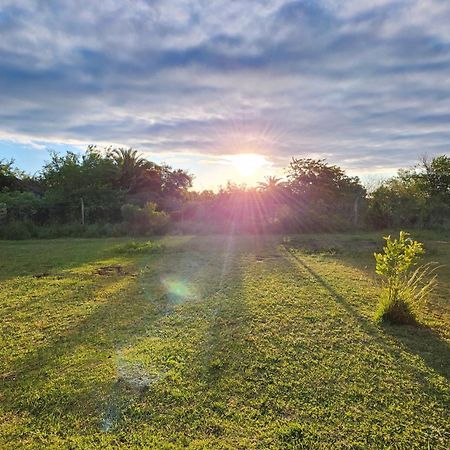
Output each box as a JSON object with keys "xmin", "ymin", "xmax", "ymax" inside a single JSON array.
[
  {"xmin": 257, "ymin": 176, "xmax": 283, "ymax": 192},
  {"xmin": 40, "ymin": 148, "xmax": 120, "ymax": 222},
  {"xmin": 108, "ymin": 147, "xmax": 156, "ymax": 193}
]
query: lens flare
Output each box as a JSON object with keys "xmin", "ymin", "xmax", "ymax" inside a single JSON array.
[{"xmin": 160, "ymin": 274, "xmax": 193, "ymax": 304}]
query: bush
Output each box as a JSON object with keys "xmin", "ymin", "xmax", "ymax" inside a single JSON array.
[
  {"xmin": 0, "ymin": 221, "xmax": 34, "ymax": 240},
  {"xmin": 112, "ymin": 240, "xmax": 163, "ymax": 254},
  {"xmin": 374, "ymin": 231, "xmax": 438, "ymax": 324},
  {"xmin": 0, "ymin": 191, "xmax": 44, "ymax": 223},
  {"xmin": 121, "ymin": 202, "xmax": 170, "ymax": 235}
]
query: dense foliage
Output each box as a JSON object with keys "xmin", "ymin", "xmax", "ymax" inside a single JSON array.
[
  {"xmin": 374, "ymin": 231, "xmax": 438, "ymax": 324},
  {"xmin": 0, "ymin": 147, "xmax": 192, "ymax": 238},
  {"xmin": 0, "ymin": 148, "xmax": 449, "ymax": 238},
  {"xmin": 368, "ymin": 155, "xmax": 450, "ymax": 229}
]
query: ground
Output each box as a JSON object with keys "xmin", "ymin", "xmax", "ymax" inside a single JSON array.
[{"xmin": 0, "ymin": 232, "xmax": 449, "ymax": 449}]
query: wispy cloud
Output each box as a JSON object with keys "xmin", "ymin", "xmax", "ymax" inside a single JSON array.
[{"xmin": 0, "ymin": 0, "xmax": 449, "ymax": 178}]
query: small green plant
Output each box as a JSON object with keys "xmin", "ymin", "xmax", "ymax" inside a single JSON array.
[
  {"xmin": 374, "ymin": 231, "xmax": 438, "ymax": 324},
  {"xmin": 112, "ymin": 240, "xmax": 163, "ymax": 254}
]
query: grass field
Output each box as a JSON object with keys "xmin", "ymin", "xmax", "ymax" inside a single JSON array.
[{"xmin": 0, "ymin": 232, "xmax": 449, "ymax": 449}]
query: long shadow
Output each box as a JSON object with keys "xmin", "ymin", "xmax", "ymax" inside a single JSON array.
[
  {"xmin": 381, "ymin": 323, "xmax": 450, "ymax": 382},
  {"xmin": 1, "ymin": 238, "xmax": 199, "ymax": 420},
  {"xmin": 283, "ymin": 245, "xmax": 450, "ymax": 382},
  {"xmin": 199, "ymin": 234, "xmax": 248, "ymax": 385},
  {"xmin": 96, "ymin": 234, "xmax": 254, "ymax": 436},
  {"xmin": 284, "ymin": 245, "xmax": 381, "ymax": 337},
  {"xmin": 198, "ymin": 234, "xmax": 284, "ymax": 399},
  {"xmin": 1, "ymin": 276, "xmax": 157, "ymax": 403},
  {"xmin": 0, "ymin": 238, "xmax": 127, "ymax": 282},
  {"xmin": 2, "ymin": 235, "xmax": 271, "ymax": 437}
]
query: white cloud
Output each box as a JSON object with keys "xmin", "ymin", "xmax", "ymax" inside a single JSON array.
[{"xmin": 0, "ymin": 0, "xmax": 449, "ymax": 176}]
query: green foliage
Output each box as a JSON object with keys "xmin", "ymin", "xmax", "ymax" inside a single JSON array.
[
  {"xmin": 374, "ymin": 231, "xmax": 424, "ymax": 279},
  {"xmin": 0, "ymin": 159, "xmax": 26, "ymax": 191},
  {"xmin": 285, "ymin": 158, "xmax": 366, "ymax": 230},
  {"xmin": 0, "ymin": 191, "xmax": 44, "ymax": 222},
  {"xmin": 0, "ymin": 222, "xmax": 129, "ymax": 240},
  {"xmin": 121, "ymin": 202, "xmax": 170, "ymax": 235},
  {"xmin": 2, "ymin": 150, "xmax": 448, "ymax": 236},
  {"xmin": 0, "ymin": 147, "xmax": 195, "ymax": 237},
  {"xmin": 0, "ymin": 221, "xmax": 33, "ymax": 240},
  {"xmin": 368, "ymin": 155, "xmax": 450, "ymax": 229},
  {"xmin": 40, "ymin": 149, "xmax": 123, "ymax": 223},
  {"xmin": 112, "ymin": 240, "xmax": 163, "ymax": 254},
  {"xmin": 0, "ymin": 202, "xmax": 6, "ymax": 222},
  {"xmin": 374, "ymin": 231, "xmax": 437, "ymax": 324}
]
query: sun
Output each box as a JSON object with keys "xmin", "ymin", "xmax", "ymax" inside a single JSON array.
[{"xmin": 228, "ymin": 153, "xmax": 268, "ymax": 177}]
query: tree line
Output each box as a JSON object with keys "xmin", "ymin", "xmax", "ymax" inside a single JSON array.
[{"xmin": 0, "ymin": 146, "xmax": 449, "ymax": 238}]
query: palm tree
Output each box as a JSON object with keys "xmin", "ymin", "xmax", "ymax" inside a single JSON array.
[
  {"xmin": 257, "ymin": 176, "xmax": 282, "ymax": 192},
  {"xmin": 109, "ymin": 148, "xmax": 155, "ymax": 193}
]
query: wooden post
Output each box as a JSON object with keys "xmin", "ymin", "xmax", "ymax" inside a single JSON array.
[
  {"xmin": 353, "ymin": 195, "xmax": 359, "ymax": 227},
  {"xmin": 81, "ymin": 198, "xmax": 85, "ymax": 225}
]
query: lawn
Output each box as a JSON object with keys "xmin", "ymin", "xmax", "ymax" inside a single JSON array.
[{"xmin": 0, "ymin": 232, "xmax": 449, "ymax": 449}]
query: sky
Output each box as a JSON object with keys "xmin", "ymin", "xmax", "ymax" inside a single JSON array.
[{"xmin": 0, "ymin": 0, "xmax": 449, "ymax": 190}]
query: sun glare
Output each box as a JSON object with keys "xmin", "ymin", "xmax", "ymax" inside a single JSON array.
[{"xmin": 228, "ymin": 153, "xmax": 268, "ymax": 177}]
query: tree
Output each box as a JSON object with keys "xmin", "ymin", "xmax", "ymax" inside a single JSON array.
[
  {"xmin": 40, "ymin": 148, "xmax": 121, "ymax": 223},
  {"xmin": 285, "ymin": 158, "xmax": 365, "ymax": 230},
  {"xmin": 106, "ymin": 147, "xmax": 193, "ymax": 209},
  {"xmin": 367, "ymin": 155, "xmax": 450, "ymax": 229},
  {"xmin": 107, "ymin": 147, "xmax": 156, "ymax": 194},
  {"xmin": 0, "ymin": 159, "xmax": 25, "ymax": 191},
  {"xmin": 257, "ymin": 176, "xmax": 283, "ymax": 192},
  {"xmin": 419, "ymin": 155, "xmax": 450, "ymax": 202}
]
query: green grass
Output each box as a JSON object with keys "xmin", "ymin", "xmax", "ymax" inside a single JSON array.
[{"xmin": 0, "ymin": 232, "xmax": 449, "ymax": 449}]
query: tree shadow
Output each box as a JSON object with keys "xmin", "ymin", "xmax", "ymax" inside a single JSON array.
[
  {"xmin": 284, "ymin": 246, "xmax": 379, "ymax": 337},
  {"xmin": 0, "ymin": 238, "xmax": 129, "ymax": 282},
  {"xmin": 1, "ymin": 237, "xmax": 200, "ymax": 421},
  {"xmin": 283, "ymin": 246, "xmax": 450, "ymax": 383},
  {"xmin": 1, "ymin": 275, "xmax": 157, "ymax": 408},
  {"xmin": 381, "ymin": 322, "xmax": 450, "ymax": 381},
  {"xmin": 199, "ymin": 234, "xmax": 248, "ymax": 385}
]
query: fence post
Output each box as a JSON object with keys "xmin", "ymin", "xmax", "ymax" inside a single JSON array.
[{"xmin": 81, "ymin": 198, "xmax": 85, "ymax": 225}]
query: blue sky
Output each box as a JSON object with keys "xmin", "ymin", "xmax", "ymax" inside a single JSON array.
[{"xmin": 0, "ymin": 0, "xmax": 449, "ymax": 189}]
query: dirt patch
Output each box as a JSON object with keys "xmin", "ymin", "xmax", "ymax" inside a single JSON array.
[
  {"xmin": 95, "ymin": 265, "xmax": 128, "ymax": 276},
  {"xmin": 284, "ymin": 241, "xmax": 341, "ymax": 255},
  {"xmin": 33, "ymin": 272, "xmax": 50, "ymax": 278},
  {"xmin": 0, "ymin": 371, "xmax": 16, "ymax": 381}
]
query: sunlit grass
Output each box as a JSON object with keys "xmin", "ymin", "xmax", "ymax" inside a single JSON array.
[{"xmin": 0, "ymin": 233, "xmax": 449, "ymax": 448}]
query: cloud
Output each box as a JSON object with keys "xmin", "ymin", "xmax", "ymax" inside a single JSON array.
[{"xmin": 0, "ymin": 0, "xmax": 449, "ymax": 176}]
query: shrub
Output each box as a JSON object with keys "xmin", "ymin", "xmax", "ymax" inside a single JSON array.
[
  {"xmin": 0, "ymin": 221, "xmax": 34, "ymax": 240},
  {"xmin": 0, "ymin": 191, "xmax": 44, "ymax": 223},
  {"xmin": 113, "ymin": 241, "xmax": 164, "ymax": 254},
  {"xmin": 121, "ymin": 202, "xmax": 170, "ymax": 235},
  {"xmin": 112, "ymin": 240, "xmax": 163, "ymax": 254},
  {"xmin": 374, "ymin": 231, "xmax": 438, "ymax": 324}
]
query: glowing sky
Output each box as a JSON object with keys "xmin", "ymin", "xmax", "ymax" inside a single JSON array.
[{"xmin": 1, "ymin": 0, "xmax": 449, "ymax": 189}]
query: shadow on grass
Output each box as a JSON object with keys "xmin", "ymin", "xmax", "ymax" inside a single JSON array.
[
  {"xmin": 284, "ymin": 246, "xmax": 378, "ymax": 337},
  {"xmin": 1, "ymin": 239, "xmax": 200, "ymax": 420},
  {"xmin": 1, "ymin": 276, "xmax": 158, "ymax": 407},
  {"xmin": 381, "ymin": 323, "xmax": 450, "ymax": 381},
  {"xmin": 284, "ymin": 245, "xmax": 450, "ymax": 383},
  {"xmin": 200, "ymin": 234, "xmax": 247, "ymax": 385},
  {"xmin": 0, "ymin": 238, "xmax": 124, "ymax": 282}
]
